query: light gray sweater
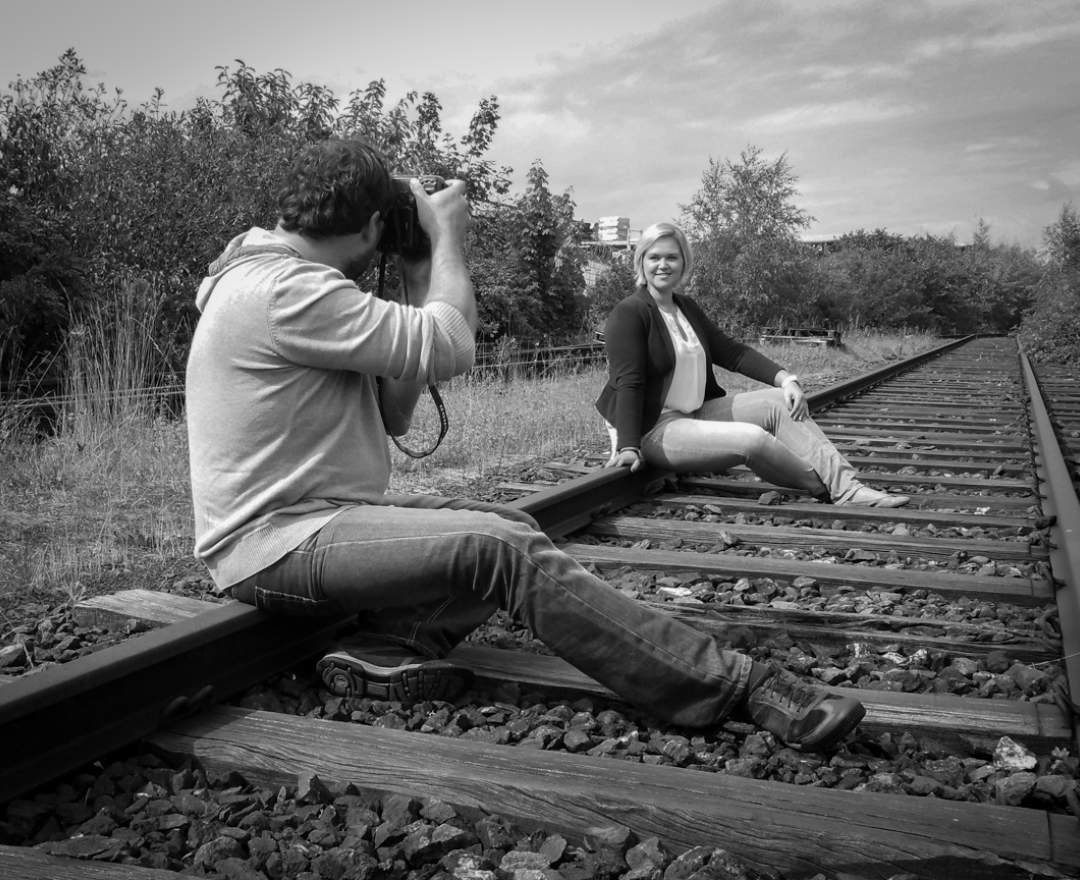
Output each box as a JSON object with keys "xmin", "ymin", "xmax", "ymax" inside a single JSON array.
[{"xmin": 185, "ymin": 227, "xmax": 475, "ymax": 589}]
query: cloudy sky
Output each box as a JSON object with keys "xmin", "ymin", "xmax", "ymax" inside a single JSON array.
[{"xmin": 2, "ymin": 0, "xmax": 1077, "ymax": 248}]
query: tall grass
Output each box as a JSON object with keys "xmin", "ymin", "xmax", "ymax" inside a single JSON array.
[
  {"xmin": 0, "ymin": 321, "xmax": 937, "ymax": 603},
  {"xmin": 388, "ymin": 327, "xmax": 937, "ymax": 490},
  {"xmin": 0, "ymin": 282, "xmax": 190, "ymax": 603},
  {"xmin": 388, "ymin": 367, "xmax": 608, "ymax": 492},
  {"xmin": 61, "ymin": 280, "xmax": 160, "ymax": 442}
]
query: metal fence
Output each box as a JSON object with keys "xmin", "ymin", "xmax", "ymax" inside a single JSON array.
[
  {"xmin": 1, "ymin": 342, "xmax": 609, "ymax": 434},
  {"xmin": 469, "ymin": 341, "xmax": 606, "ymax": 380}
]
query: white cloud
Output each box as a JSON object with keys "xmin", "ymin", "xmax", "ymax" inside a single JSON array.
[
  {"xmin": 744, "ymin": 99, "xmax": 918, "ymax": 132},
  {"xmin": 972, "ymin": 20, "xmax": 1080, "ymax": 53},
  {"xmin": 907, "ymin": 10, "xmax": 1080, "ymax": 64},
  {"xmin": 501, "ymin": 108, "xmax": 594, "ymax": 145},
  {"xmin": 800, "ymin": 62, "xmax": 910, "ymax": 85},
  {"xmin": 9, "ymin": 0, "xmax": 1074, "ymax": 247},
  {"xmin": 1056, "ymin": 159, "xmax": 1080, "ymax": 188}
]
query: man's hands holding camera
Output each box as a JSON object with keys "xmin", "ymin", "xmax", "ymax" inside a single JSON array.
[
  {"xmin": 384, "ymin": 175, "xmax": 477, "ymax": 332},
  {"xmin": 411, "ymin": 177, "xmax": 469, "ymax": 254},
  {"xmin": 392, "ymin": 177, "xmax": 469, "ymax": 300}
]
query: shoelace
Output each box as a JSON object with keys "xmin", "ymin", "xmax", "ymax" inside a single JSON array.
[
  {"xmin": 761, "ymin": 672, "xmax": 819, "ymax": 711},
  {"xmin": 1051, "ymin": 678, "xmax": 1080, "ymax": 722}
]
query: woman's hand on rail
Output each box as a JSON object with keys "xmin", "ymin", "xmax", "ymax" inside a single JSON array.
[{"xmin": 607, "ymin": 447, "xmax": 644, "ymax": 473}]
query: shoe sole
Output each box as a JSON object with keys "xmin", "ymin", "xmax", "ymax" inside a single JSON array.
[
  {"xmin": 872, "ymin": 496, "xmax": 910, "ymax": 508},
  {"xmin": 798, "ymin": 702, "xmax": 867, "ymax": 752},
  {"xmin": 315, "ymin": 653, "xmax": 472, "ymax": 702},
  {"xmin": 843, "ymin": 495, "xmax": 910, "ymax": 508}
]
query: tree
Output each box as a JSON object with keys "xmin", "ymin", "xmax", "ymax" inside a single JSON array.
[
  {"xmin": 336, "ymin": 81, "xmax": 510, "ymax": 204},
  {"xmin": 0, "ymin": 49, "xmax": 108, "ymax": 380},
  {"xmin": 584, "ymin": 254, "xmax": 635, "ymax": 334},
  {"xmin": 514, "ymin": 162, "xmax": 585, "ymax": 341},
  {"xmin": 815, "ymin": 227, "xmax": 1039, "ymax": 334},
  {"xmin": 679, "ymin": 147, "xmax": 815, "ymax": 331},
  {"xmin": 1019, "ymin": 204, "xmax": 1080, "ymax": 362},
  {"xmin": 0, "ymin": 52, "xmax": 514, "ymax": 381},
  {"xmin": 1043, "ymin": 203, "xmax": 1080, "ymax": 272},
  {"xmin": 961, "ymin": 221, "xmax": 1039, "ymax": 334},
  {"xmin": 471, "ymin": 161, "xmax": 585, "ymax": 343},
  {"xmin": 815, "ymin": 232, "xmax": 932, "ymax": 330},
  {"xmin": 681, "ymin": 146, "xmax": 812, "ymax": 242}
]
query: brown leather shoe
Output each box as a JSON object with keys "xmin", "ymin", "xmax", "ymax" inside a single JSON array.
[{"xmin": 745, "ymin": 667, "xmax": 865, "ymax": 751}]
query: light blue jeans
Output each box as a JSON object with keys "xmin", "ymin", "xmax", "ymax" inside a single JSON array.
[
  {"xmin": 231, "ymin": 493, "xmax": 751, "ymax": 727},
  {"xmin": 641, "ymin": 387, "xmax": 860, "ymax": 501}
]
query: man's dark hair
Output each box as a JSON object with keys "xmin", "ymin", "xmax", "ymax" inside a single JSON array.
[{"xmin": 277, "ymin": 139, "xmax": 394, "ymax": 238}]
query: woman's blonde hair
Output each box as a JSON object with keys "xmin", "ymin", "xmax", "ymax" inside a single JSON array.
[{"xmin": 633, "ymin": 222, "xmax": 694, "ymax": 288}]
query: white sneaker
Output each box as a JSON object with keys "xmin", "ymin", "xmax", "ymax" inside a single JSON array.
[{"xmin": 837, "ymin": 485, "xmax": 910, "ymax": 508}]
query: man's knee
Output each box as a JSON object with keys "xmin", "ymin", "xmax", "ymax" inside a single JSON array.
[
  {"xmin": 440, "ymin": 497, "xmax": 540, "ymax": 530},
  {"xmin": 462, "ymin": 510, "xmax": 540, "ymax": 546},
  {"xmin": 493, "ymin": 506, "xmax": 541, "ymax": 530}
]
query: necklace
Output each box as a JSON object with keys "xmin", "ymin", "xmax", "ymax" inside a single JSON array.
[{"xmin": 658, "ymin": 303, "xmax": 689, "ymax": 340}]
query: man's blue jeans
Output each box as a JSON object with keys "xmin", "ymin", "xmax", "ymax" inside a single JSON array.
[
  {"xmin": 230, "ymin": 493, "xmax": 751, "ymax": 728},
  {"xmin": 642, "ymin": 388, "xmax": 860, "ymax": 501}
]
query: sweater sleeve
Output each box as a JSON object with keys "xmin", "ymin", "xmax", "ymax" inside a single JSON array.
[
  {"xmin": 603, "ymin": 300, "xmax": 650, "ymax": 450},
  {"xmin": 268, "ymin": 263, "xmax": 475, "ymax": 382}
]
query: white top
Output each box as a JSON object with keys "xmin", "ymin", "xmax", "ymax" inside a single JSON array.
[{"xmin": 658, "ymin": 306, "xmax": 707, "ymax": 414}]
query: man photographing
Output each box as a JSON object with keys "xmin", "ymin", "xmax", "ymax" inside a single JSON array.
[{"xmin": 185, "ymin": 138, "xmax": 866, "ymax": 752}]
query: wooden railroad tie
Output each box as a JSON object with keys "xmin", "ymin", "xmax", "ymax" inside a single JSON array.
[{"xmin": 64, "ymin": 589, "xmax": 1080, "ymax": 879}]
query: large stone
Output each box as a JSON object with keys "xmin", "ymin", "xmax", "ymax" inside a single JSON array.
[
  {"xmin": 993, "ymin": 736, "xmax": 1037, "ymax": 771},
  {"xmin": 994, "ymin": 772, "xmax": 1038, "ymax": 806}
]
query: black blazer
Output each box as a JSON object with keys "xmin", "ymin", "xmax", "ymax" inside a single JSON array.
[{"xmin": 595, "ymin": 286, "xmax": 782, "ymax": 450}]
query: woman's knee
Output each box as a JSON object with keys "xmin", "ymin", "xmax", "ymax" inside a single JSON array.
[
  {"xmin": 759, "ymin": 391, "xmax": 789, "ymax": 426},
  {"xmin": 732, "ymin": 388, "xmax": 787, "ymax": 432},
  {"xmin": 733, "ymin": 424, "xmax": 774, "ymax": 460}
]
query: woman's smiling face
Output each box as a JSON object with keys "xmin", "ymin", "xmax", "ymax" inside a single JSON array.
[{"xmin": 642, "ymin": 236, "xmax": 685, "ymax": 294}]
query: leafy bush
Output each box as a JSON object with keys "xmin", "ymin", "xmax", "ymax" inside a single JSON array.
[
  {"xmin": 468, "ymin": 161, "xmax": 585, "ymax": 343},
  {"xmin": 1018, "ymin": 267, "xmax": 1080, "ymax": 363},
  {"xmin": 0, "ymin": 51, "xmax": 1064, "ymax": 391},
  {"xmin": 0, "ymin": 51, "xmax": 521, "ymax": 384},
  {"xmin": 677, "ymin": 149, "xmax": 1041, "ymax": 337},
  {"xmin": 1018, "ymin": 205, "xmax": 1080, "ymax": 363}
]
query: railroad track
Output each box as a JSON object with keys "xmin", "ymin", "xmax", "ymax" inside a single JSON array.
[
  {"xmin": 3, "ymin": 335, "xmax": 1080, "ymax": 879},
  {"xmin": 1030, "ymin": 360, "xmax": 1080, "ymax": 491}
]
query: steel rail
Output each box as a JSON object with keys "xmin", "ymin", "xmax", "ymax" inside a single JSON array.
[
  {"xmin": 1020, "ymin": 350, "xmax": 1080, "ymax": 746},
  {"xmin": 0, "ymin": 338, "xmax": 977, "ymax": 805},
  {"xmin": 508, "ymin": 463, "xmax": 668, "ymax": 538},
  {"xmin": 804, "ymin": 334, "xmax": 974, "ymax": 409},
  {"xmin": 0, "ymin": 604, "xmax": 348, "ymax": 803}
]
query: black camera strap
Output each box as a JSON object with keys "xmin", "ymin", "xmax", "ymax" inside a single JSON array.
[
  {"xmin": 376, "ymin": 252, "xmax": 449, "ymax": 459},
  {"xmin": 386, "ymin": 381, "xmax": 449, "ymax": 459}
]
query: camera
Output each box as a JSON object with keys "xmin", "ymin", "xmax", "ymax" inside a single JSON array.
[{"xmin": 379, "ymin": 173, "xmax": 448, "ymax": 259}]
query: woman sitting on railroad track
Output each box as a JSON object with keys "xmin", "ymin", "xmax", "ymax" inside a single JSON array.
[{"xmin": 596, "ymin": 221, "xmax": 909, "ymax": 508}]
